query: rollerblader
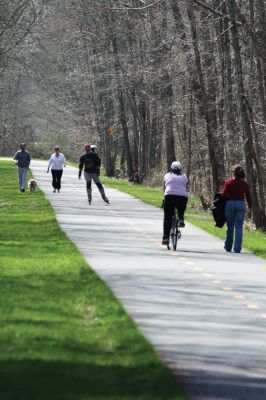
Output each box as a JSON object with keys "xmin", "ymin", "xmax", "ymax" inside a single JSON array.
[{"xmin": 78, "ymin": 144, "xmax": 109, "ymax": 205}]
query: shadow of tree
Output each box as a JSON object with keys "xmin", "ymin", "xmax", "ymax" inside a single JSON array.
[{"xmin": 0, "ymin": 359, "xmax": 188, "ymax": 400}]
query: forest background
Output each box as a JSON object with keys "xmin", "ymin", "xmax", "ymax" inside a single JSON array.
[{"xmin": 0, "ymin": 0, "xmax": 265, "ymax": 230}]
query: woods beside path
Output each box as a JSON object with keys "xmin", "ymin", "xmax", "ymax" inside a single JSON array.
[
  {"xmin": 27, "ymin": 159, "xmax": 266, "ymax": 399},
  {"xmin": 1, "ymin": 0, "xmax": 266, "ymax": 229}
]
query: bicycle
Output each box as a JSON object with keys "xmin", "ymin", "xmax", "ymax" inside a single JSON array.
[{"xmin": 167, "ymin": 211, "xmax": 182, "ymax": 251}]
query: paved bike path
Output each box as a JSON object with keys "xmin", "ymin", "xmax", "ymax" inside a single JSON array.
[{"xmin": 29, "ymin": 160, "xmax": 266, "ymax": 400}]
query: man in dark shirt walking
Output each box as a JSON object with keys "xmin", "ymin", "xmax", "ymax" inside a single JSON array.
[
  {"xmin": 78, "ymin": 144, "xmax": 109, "ymax": 205},
  {"xmin": 13, "ymin": 143, "xmax": 31, "ymax": 192}
]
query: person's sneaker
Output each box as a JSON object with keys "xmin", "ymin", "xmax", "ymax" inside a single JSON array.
[
  {"xmin": 57, "ymin": 189, "xmax": 60, "ymax": 193},
  {"xmin": 88, "ymin": 199, "xmax": 91, "ymax": 205},
  {"xmin": 162, "ymin": 237, "xmax": 169, "ymax": 245},
  {"xmin": 103, "ymin": 197, "xmax": 109, "ymax": 204},
  {"xmin": 178, "ymin": 220, "xmax": 185, "ymax": 227},
  {"xmin": 53, "ymin": 189, "xmax": 56, "ymax": 193},
  {"xmin": 21, "ymin": 188, "xmax": 25, "ymax": 193}
]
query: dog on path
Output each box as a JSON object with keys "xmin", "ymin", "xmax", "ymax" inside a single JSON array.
[{"xmin": 28, "ymin": 179, "xmax": 37, "ymax": 192}]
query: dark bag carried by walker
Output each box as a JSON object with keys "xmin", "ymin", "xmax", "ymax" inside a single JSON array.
[{"xmin": 210, "ymin": 193, "xmax": 226, "ymax": 228}]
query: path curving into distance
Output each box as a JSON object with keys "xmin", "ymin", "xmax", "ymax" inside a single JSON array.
[{"xmin": 29, "ymin": 159, "xmax": 266, "ymax": 400}]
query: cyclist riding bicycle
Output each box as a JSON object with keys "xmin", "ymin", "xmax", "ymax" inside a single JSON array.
[{"xmin": 162, "ymin": 161, "xmax": 189, "ymax": 245}]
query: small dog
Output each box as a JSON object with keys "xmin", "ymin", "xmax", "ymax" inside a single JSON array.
[{"xmin": 28, "ymin": 179, "xmax": 37, "ymax": 192}]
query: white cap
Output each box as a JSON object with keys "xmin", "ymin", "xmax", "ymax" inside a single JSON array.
[{"xmin": 171, "ymin": 161, "xmax": 182, "ymax": 170}]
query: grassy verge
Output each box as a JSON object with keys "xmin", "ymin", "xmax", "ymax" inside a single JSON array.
[
  {"xmin": 100, "ymin": 176, "xmax": 266, "ymax": 259},
  {"xmin": 0, "ymin": 160, "xmax": 186, "ymax": 400}
]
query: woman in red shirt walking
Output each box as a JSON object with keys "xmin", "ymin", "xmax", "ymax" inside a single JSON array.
[{"xmin": 222, "ymin": 165, "xmax": 252, "ymax": 253}]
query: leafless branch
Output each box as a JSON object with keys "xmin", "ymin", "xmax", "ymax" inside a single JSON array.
[
  {"xmin": 93, "ymin": 0, "xmax": 161, "ymax": 11},
  {"xmin": 193, "ymin": 0, "xmax": 242, "ymax": 26}
]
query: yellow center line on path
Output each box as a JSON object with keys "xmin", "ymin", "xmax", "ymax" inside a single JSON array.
[
  {"xmin": 144, "ymin": 234, "xmax": 152, "ymax": 239},
  {"xmin": 234, "ymin": 294, "xmax": 246, "ymax": 299},
  {"xmin": 147, "ymin": 238, "xmax": 158, "ymax": 242},
  {"xmin": 102, "ymin": 207, "xmax": 266, "ymax": 321},
  {"xmin": 109, "ymin": 209, "xmax": 155, "ymax": 239},
  {"xmin": 128, "ymin": 221, "xmax": 137, "ymax": 226},
  {"xmin": 247, "ymin": 304, "xmax": 259, "ymax": 309}
]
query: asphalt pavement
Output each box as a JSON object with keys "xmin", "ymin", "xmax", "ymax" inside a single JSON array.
[{"xmin": 29, "ymin": 160, "xmax": 266, "ymax": 400}]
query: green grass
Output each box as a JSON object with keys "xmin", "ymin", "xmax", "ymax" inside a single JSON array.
[
  {"xmin": 100, "ymin": 176, "xmax": 266, "ymax": 259},
  {"xmin": 0, "ymin": 161, "xmax": 186, "ymax": 400}
]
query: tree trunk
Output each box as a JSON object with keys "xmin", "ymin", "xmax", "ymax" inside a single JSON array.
[
  {"xmin": 187, "ymin": 0, "xmax": 222, "ymax": 192},
  {"xmin": 118, "ymin": 91, "xmax": 134, "ymax": 178},
  {"xmin": 111, "ymin": 36, "xmax": 134, "ymax": 178},
  {"xmin": 162, "ymin": 78, "xmax": 176, "ymax": 170},
  {"xmin": 228, "ymin": 0, "xmax": 266, "ymax": 230}
]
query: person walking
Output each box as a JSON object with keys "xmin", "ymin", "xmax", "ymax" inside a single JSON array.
[
  {"xmin": 162, "ymin": 161, "xmax": 189, "ymax": 245},
  {"xmin": 47, "ymin": 146, "xmax": 66, "ymax": 193},
  {"xmin": 222, "ymin": 165, "xmax": 252, "ymax": 253},
  {"xmin": 78, "ymin": 143, "xmax": 109, "ymax": 205},
  {"xmin": 13, "ymin": 143, "xmax": 31, "ymax": 192}
]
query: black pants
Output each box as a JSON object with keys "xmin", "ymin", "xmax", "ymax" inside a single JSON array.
[
  {"xmin": 51, "ymin": 169, "xmax": 63, "ymax": 189},
  {"xmin": 163, "ymin": 195, "xmax": 188, "ymax": 238}
]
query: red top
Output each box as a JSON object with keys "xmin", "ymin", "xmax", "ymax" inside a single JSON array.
[{"xmin": 222, "ymin": 178, "xmax": 252, "ymax": 208}]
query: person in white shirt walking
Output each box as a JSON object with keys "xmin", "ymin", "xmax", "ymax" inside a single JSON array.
[{"xmin": 47, "ymin": 146, "xmax": 66, "ymax": 193}]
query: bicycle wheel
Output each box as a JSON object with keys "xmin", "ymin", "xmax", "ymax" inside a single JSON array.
[
  {"xmin": 171, "ymin": 229, "xmax": 178, "ymax": 250},
  {"xmin": 168, "ymin": 215, "xmax": 178, "ymax": 251}
]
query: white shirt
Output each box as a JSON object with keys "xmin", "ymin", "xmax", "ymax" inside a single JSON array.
[
  {"xmin": 48, "ymin": 153, "xmax": 66, "ymax": 170},
  {"xmin": 164, "ymin": 172, "xmax": 188, "ymax": 197}
]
